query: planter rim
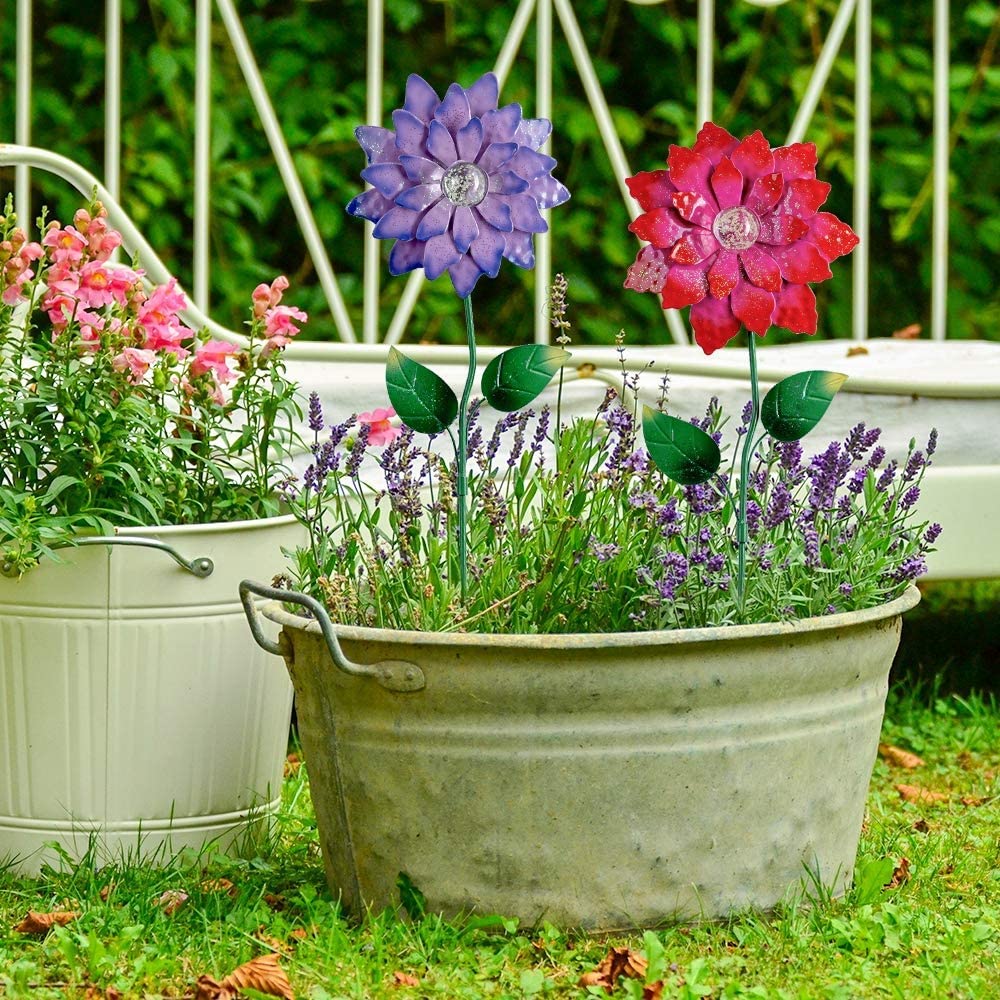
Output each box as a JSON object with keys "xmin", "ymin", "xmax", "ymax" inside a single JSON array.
[
  {"xmin": 263, "ymin": 582, "xmax": 920, "ymax": 650},
  {"xmin": 112, "ymin": 510, "xmax": 297, "ymax": 537}
]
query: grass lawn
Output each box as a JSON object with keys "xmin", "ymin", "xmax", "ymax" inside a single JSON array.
[{"xmin": 2, "ymin": 600, "xmax": 998, "ymax": 999}]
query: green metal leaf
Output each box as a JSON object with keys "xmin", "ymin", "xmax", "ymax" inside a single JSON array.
[
  {"xmin": 642, "ymin": 406, "xmax": 721, "ymax": 485},
  {"xmin": 481, "ymin": 345, "xmax": 571, "ymax": 412},
  {"xmin": 760, "ymin": 370, "xmax": 848, "ymax": 442},
  {"xmin": 385, "ymin": 347, "xmax": 458, "ymax": 435}
]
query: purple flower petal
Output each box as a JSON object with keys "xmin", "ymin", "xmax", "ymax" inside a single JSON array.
[
  {"xmin": 400, "ymin": 154, "xmax": 443, "ymax": 184},
  {"xmin": 396, "ymin": 183, "xmax": 443, "ymax": 212},
  {"xmin": 361, "ymin": 162, "xmax": 408, "ymax": 198},
  {"xmin": 452, "ymin": 205, "xmax": 479, "ymax": 253},
  {"xmin": 508, "ymin": 147, "xmax": 557, "ymax": 179},
  {"xmin": 530, "ymin": 174, "xmax": 570, "ymax": 209},
  {"xmin": 495, "ymin": 171, "xmax": 529, "ymax": 195},
  {"xmin": 470, "ymin": 225, "xmax": 505, "ymax": 277},
  {"xmin": 416, "ymin": 199, "xmax": 454, "ymax": 241},
  {"xmin": 427, "ymin": 119, "xmax": 458, "ymax": 165},
  {"xmin": 448, "ymin": 254, "xmax": 485, "ymax": 298},
  {"xmin": 347, "ymin": 188, "xmax": 394, "ymax": 223},
  {"xmin": 509, "ymin": 195, "xmax": 547, "ymax": 234},
  {"xmin": 356, "ymin": 126, "xmax": 395, "ymax": 163},
  {"xmin": 514, "ymin": 117, "xmax": 551, "ymax": 150},
  {"xmin": 478, "ymin": 142, "xmax": 518, "ymax": 173},
  {"xmin": 475, "ymin": 195, "xmax": 513, "ymax": 232},
  {"xmin": 481, "ymin": 104, "xmax": 521, "ymax": 144},
  {"xmin": 435, "ymin": 83, "xmax": 472, "ymax": 133},
  {"xmin": 423, "ymin": 232, "xmax": 462, "ymax": 280},
  {"xmin": 503, "ymin": 230, "xmax": 535, "ymax": 269},
  {"xmin": 404, "ymin": 74, "xmax": 439, "ymax": 122},
  {"xmin": 373, "ymin": 206, "xmax": 420, "ymax": 240},
  {"xmin": 455, "ymin": 118, "xmax": 485, "ymax": 162},
  {"xmin": 389, "ymin": 239, "xmax": 426, "ymax": 275},
  {"xmin": 391, "ymin": 109, "xmax": 428, "ymax": 156},
  {"xmin": 466, "ymin": 73, "xmax": 499, "ymax": 117}
]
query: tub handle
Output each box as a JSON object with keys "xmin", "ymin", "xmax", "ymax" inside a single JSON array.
[
  {"xmin": 239, "ymin": 579, "xmax": 426, "ymax": 693},
  {"xmin": 1, "ymin": 536, "xmax": 214, "ymax": 579}
]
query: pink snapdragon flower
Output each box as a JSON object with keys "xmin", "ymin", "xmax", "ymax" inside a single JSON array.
[
  {"xmin": 263, "ymin": 304, "xmax": 308, "ymax": 346},
  {"xmin": 138, "ymin": 279, "xmax": 192, "ymax": 357},
  {"xmin": 252, "ymin": 275, "xmax": 290, "ymax": 318},
  {"xmin": 74, "ymin": 260, "xmax": 140, "ymax": 309},
  {"xmin": 112, "ymin": 347, "xmax": 158, "ymax": 383},
  {"xmin": 358, "ymin": 407, "xmax": 401, "ymax": 447},
  {"xmin": 0, "ymin": 232, "xmax": 44, "ymax": 305},
  {"xmin": 190, "ymin": 340, "xmax": 239, "ymax": 385},
  {"xmin": 42, "ymin": 225, "xmax": 88, "ymax": 265}
]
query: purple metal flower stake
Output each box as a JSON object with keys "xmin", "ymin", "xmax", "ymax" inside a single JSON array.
[
  {"xmin": 624, "ymin": 123, "xmax": 859, "ymax": 604},
  {"xmin": 348, "ymin": 73, "xmax": 570, "ymax": 601}
]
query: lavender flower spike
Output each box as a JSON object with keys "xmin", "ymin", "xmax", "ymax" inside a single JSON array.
[{"xmin": 347, "ymin": 73, "xmax": 570, "ymax": 298}]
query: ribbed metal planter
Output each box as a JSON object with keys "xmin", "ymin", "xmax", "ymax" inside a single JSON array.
[
  {"xmin": 243, "ymin": 583, "xmax": 919, "ymax": 928},
  {"xmin": 0, "ymin": 515, "xmax": 299, "ymax": 874}
]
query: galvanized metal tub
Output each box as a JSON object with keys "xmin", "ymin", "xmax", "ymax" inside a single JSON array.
[
  {"xmin": 0, "ymin": 515, "xmax": 299, "ymax": 874},
  {"xmin": 242, "ymin": 582, "xmax": 920, "ymax": 928}
]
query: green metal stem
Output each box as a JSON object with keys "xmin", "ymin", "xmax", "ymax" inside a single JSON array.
[
  {"xmin": 737, "ymin": 334, "xmax": 761, "ymax": 606},
  {"xmin": 456, "ymin": 295, "xmax": 477, "ymax": 603}
]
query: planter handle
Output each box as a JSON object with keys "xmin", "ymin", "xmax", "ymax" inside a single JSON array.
[
  {"xmin": 1, "ymin": 536, "xmax": 215, "ymax": 579},
  {"xmin": 239, "ymin": 579, "xmax": 425, "ymax": 693}
]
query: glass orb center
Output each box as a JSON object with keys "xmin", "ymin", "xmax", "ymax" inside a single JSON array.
[
  {"xmin": 441, "ymin": 162, "xmax": 489, "ymax": 208},
  {"xmin": 712, "ymin": 206, "xmax": 760, "ymax": 251}
]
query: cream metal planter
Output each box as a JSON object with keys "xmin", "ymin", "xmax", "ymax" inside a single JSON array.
[
  {"xmin": 242, "ymin": 582, "xmax": 919, "ymax": 929},
  {"xmin": 0, "ymin": 516, "xmax": 299, "ymax": 874}
]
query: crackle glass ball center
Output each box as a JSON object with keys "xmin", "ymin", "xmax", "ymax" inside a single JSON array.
[
  {"xmin": 441, "ymin": 162, "xmax": 489, "ymax": 208},
  {"xmin": 712, "ymin": 206, "xmax": 760, "ymax": 251}
]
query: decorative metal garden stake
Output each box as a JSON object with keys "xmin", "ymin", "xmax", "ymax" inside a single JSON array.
[
  {"xmin": 625, "ymin": 122, "xmax": 858, "ymax": 607},
  {"xmin": 348, "ymin": 73, "xmax": 570, "ymax": 601}
]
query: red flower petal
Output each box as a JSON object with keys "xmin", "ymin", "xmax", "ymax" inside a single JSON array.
[
  {"xmin": 624, "ymin": 245, "xmax": 670, "ymax": 294},
  {"xmin": 693, "ymin": 122, "xmax": 739, "ymax": 165},
  {"xmin": 669, "ymin": 230, "xmax": 719, "ymax": 265},
  {"xmin": 739, "ymin": 246, "xmax": 782, "ymax": 292},
  {"xmin": 660, "ymin": 264, "xmax": 709, "ymax": 309},
  {"xmin": 770, "ymin": 241, "xmax": 834, "ymax": 284},
  {"xmin": 629, "ymin": 207, "xmax": 689, "ymax": 249},
  {"xmin": 667, "ymin": 147, "xmax": 716, "ymax": 206},
  {"xmin": 807, "ymin": 212, "xmax": 860, "ymax": 261},
  {"xmin": 691, "ymin": 296, "xmax": 741, "ymax": 354},
  {"xmin": 758, "ymin": 215, "xmax": 809, "ymax": 246},
  {"xmin": 772, "ymin": 142, "xmax": 817, "ymax": 181},
  {"xmin": 731, "ymin": 278, "xmax": 776, "ymax": 335},
  {"xmin": 626, "ymin": 170, "xmax": 675, "ymax": 211},
  {"xmin": 732, "ymin": 131, "xmax": 775, "ymax": 181},
  {"xmin": 671, "ymin": 191, "xmax": 716, "ymax": 229},
  {"xmin": 773, "ymin": 282, "xmax": 818, "ymax": 334},
  {"xmin": 710, "ymin": 157, "xmax": 744, "ymax": 210},
  {"xmin": 779, "ymin": 178, "xmax": 831, "ymax": 219},
  {"xmin": 708, "ymin": 250, "xmax": 739, "ymax": 299},
  {"xmin": 746, "ymin": 173, "xmax": 784, "ymax": 215}
]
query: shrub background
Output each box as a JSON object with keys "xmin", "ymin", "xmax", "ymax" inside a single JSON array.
[{"xmin": 1, "ymin": 0, "xmax": 997, "ymax": 346}]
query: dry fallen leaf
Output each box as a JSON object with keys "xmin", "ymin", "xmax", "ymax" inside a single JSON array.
[
  {"xmin": 201, "ymin": 877, "xmax": 237, "ymax": 897},
  {"xmin": 912, "ymin": 818, "xmax": 931, "ymax": 833},
  {"xmin": 643, "ymin": 982, "xmax": 665, "ymax": 1000},
  {"xmin": 157, "ymin": 889, "xmax": 189, "ymax": 916},
  {"xmin": 896, "ymin": 784, "xmax": 949, "ymax": 805},
  {"xmin": 284, "ymin": 753, "xmax": 302, "ymax": 778},
  {"xmin": 392, "ymin": 971, "xmax": 420, "ymax": 987},
  {"xmin": 99, "ymin": 882, "xmax": 115, "ymax": 902},
  {"xmin": 846, "ymin": 345, "xmax": 869, "ymax": 357},
  {"xmin": 884, "ymin": 857, "xmax": 911, "ymax": 889},
  {"xmin": 892, "ymin": 323, "xmax": 921, "ymax": 339},
  {"xmin": 879, "ymin": 744, "xmax": 925, "ymax": 769},
  {"xmin": 15, "ymin": 910, "xmax": 79, "ymax": 934},
  {"xmin": 196, "ymin": 953, "xmax": 293, "ymax": 1000},
  {"xmin": 578, "ymin": 947, "xmax": 648, "ymax": 993},
  {"xmin": 961, "ymin": 795, "xmax": 988, "ymax": 807}
]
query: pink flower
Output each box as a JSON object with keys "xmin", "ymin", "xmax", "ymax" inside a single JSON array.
[
  {"xmin": 42, "ymin": 226, "xmax": 88, "ymax": 264},
  {"xmin": 263, "ymin": 304, "xmax": 308, "ymax": 346},
  {"xmin": 189, "ymin": 340, "xmax": 239, "ymax": 384},
  {"xmin": 358, "ymin": 407, "xmax": 401, "ymax": 447},
  {"xmin": 112, "ymin": 347, "xmax": 158, "ymax": 383},
  {"xmin": 139, "ymin": 279, "xmax": 192, "ymax": 356},
  {"xmin": 624, "ymin": 122, "xmax": 859, "ymax": 354},
  {"xmin": 75, "ymin": 261, "xmax": 140, "ymax": 309},
  {"xmin": 252, "ymin": 275, "xmax": 290, "ymax": 318}
]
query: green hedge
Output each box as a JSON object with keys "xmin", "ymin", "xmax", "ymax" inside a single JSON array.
[{"xmin": 1, "ymin": 0, "xmax": 996, "ymax": 346}]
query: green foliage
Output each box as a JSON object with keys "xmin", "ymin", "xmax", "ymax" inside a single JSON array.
[{"xmin": 1, "ymin": 1, "xmax": 995, "ymax": 346}]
